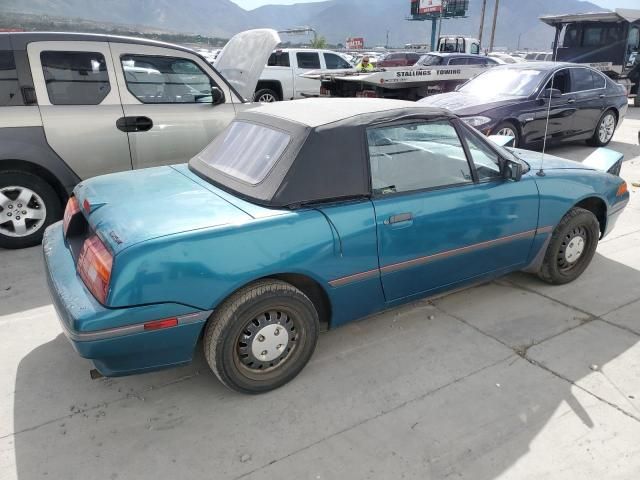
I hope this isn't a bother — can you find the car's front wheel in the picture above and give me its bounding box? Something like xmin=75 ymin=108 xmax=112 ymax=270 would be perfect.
xmin=254 ymin=88 xmax=279 ymax=103
xmin=494 ymin=121 xmax=520 ymax=148
xmin=538 ymin=207 xmax=600 ymax=285
xmin=0 ymin=171 xmax=62 ymax=249
xmin=203 ymin=279 xmax=319 ymax=394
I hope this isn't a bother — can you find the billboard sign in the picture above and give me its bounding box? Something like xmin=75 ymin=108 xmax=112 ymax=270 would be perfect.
xmin=418 ymin=0 xmax=443 ymax=14
xmin=346 ymin=37 xmax=365 ymax=50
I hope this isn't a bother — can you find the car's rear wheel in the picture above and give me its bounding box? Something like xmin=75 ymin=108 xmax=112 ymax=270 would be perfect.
xmin=538 ymin=207 xmax=600 ymax=285
xmin=587 ymin=110 xmax=617 ymax=147
xmin=254 ymin=88 xmax=279 ymax=103
xmin=203 ymin=279 xmax=319 ymax=394
xmin=0 ymin=171 xmax=62 ymax=249
xmin=494 ymin=121 xmax=520 ymax=147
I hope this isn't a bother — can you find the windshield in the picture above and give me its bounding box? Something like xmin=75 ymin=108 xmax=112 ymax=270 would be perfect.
xmin=459 ymin=68 xmax=546 ymax=97
xmin=192 ymin=121 xmax=290 ymax=185
xmin=418 ymin=54 xmax=443 ymax=66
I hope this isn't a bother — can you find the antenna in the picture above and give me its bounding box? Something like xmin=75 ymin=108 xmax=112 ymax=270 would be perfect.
xmin=538 ymin=48 xmax=560 ymax=177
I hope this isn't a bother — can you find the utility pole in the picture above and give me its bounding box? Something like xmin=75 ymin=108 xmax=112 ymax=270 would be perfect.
xmin=489 ymin=0 xmax=500 ymax=53
xmin=386 ymin=30 xmax=389 ymax=49
xmin=478 ymin=0 xmax=487 ymax=46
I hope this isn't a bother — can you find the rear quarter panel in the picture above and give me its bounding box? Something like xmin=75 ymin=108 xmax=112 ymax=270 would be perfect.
xmin=108 ymin=200 xmax=385 ymax=328
xmin=535 ymin=168 xmax=625 ymax=231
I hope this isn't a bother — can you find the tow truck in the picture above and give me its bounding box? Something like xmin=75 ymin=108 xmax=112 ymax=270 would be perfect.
xmin=311 ymin=51 xmax=497 ymax=101
xmin=541 ymin=8 xmax=640 ymax=106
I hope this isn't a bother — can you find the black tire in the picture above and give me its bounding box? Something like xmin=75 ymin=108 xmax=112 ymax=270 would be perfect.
xmin=493 ymin=121 xmax=521 ymax=148
xmin=633 ymin=94 xmax=640 ymax=108
xmin=253 ymin=88 xmax=279 ymax=103
xmin=587 ymin=109 xmax=617 ymax=147
xmin=538 ymin=207 xmax=600 ymax=285
xmin=203 ymin=279 xmax=319 ymax=394
xmin=0 ymin=171 xmax=62 ymax=249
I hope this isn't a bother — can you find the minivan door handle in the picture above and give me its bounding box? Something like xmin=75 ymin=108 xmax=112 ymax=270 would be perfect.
xmin=385 ymin=213 xmax=413 ymax=225
xmin=116 ymin=116 xmax=153 ymax=133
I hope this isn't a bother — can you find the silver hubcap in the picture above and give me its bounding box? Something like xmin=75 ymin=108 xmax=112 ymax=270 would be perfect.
xmin=0 ymin=186 xmax=47 ymax=238
xmin=258 ymin=93 xmax=277 ymax=103
xmin=251 ymin=324 xmax=290 ymax=362
xmin=497 ymin=127 xmax=517 ymax=145
xmin=237 ymin=310 xmax=297 ymax=371
xmin=564 ymin=236 xmax=585 ymax=263
xmin=598 ymin=114 xmax=615 ymax=143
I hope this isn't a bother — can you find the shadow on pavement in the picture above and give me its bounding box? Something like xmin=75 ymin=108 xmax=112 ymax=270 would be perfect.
xmin=12 ymin=253 xmax=640 ymax=479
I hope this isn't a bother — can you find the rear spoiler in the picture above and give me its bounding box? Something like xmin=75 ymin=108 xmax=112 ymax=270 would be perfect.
xmin=582 ymin=148 xmax=624 ymax=176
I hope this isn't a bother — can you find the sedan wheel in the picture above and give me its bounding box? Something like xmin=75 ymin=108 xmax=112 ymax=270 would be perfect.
xmin=598 ymin=112 xmax=616 ymax=144
xmin=538 ymin=207 xmax=600 ymax=285
xmin=588 ymin=110 xmax=617 ymax=147
xmin=204 ymin=279 xmax=319 ymax=394
xmin=493 ymin=121 xmax=520 ymax=147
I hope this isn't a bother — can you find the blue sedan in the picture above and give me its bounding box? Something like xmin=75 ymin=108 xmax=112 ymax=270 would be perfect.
xmin=420 ymin=62 xmax=628 ymax=149
xmin=44 ymin=98 xmax=629 ymax=393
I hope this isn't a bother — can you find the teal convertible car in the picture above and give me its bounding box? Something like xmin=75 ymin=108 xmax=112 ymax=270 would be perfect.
xmin=44 ymin=98 xmax=629 ymax=394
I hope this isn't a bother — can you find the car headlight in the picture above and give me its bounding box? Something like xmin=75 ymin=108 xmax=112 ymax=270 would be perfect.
xmin=461 ymin=116 xmax=492 ymax=127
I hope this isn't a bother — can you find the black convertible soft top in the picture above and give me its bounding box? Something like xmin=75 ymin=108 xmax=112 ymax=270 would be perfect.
xmin=189 ymin=98 xmax=454 ymax=208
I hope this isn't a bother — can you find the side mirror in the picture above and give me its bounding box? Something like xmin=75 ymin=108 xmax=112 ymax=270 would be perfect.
xmin=543 ymin=88 xmax=562 ymax=99
xmin=503 ymin=159 xmax=523 ymax=182
xmin=211 ymin=87 xmax=225 ymax=106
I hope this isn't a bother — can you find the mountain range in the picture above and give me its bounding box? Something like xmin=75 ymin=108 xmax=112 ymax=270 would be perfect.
xmin=0 ymin=0 xmax=606 ymax=49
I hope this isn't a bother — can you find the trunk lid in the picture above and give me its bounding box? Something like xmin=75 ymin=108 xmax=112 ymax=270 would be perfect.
xmin=214 ymin=29 xmax=281 ymax=102
xmin=73 ymin=166 xmax=253 ymax=254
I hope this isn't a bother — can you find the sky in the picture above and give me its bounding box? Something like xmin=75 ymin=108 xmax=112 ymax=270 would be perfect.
xmin=231 ymin=0 xmax=639 ymax=11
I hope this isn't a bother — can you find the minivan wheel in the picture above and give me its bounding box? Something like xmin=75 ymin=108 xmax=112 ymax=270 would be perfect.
xmin=203 ymin=279 xmax=319 ymax=394
xmin=0 ymin=171 xmax=62 ymax=249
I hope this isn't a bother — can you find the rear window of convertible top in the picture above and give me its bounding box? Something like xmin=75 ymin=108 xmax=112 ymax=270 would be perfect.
xmin=195 ymin=121 xmax=291 ymax=185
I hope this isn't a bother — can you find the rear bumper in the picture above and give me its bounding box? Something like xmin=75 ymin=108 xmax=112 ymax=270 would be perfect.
xmin=43 ymin=222 xmax=211 ymax=376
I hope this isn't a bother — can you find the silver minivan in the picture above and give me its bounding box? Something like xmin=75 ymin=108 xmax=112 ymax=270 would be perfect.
xmin=0 ymin=29 xmax=279 ymax=248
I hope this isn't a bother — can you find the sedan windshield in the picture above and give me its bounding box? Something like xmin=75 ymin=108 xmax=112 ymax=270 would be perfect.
xmin=192 ymin=121 xmax=290 ymax=185
xmin=459 ymin=68 xmax=546 ymax=97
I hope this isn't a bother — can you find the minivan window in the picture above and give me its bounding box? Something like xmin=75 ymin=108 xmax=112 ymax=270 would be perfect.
xmin=0 ymin=50 xmax=20 ymax=106
xmin=41 ymin=51 xmax=110 ymax=105
xmin=121 ymin=55 xmax=215 ymax=104
xmin=194 ymin=121 xmax=290 ymax=185
xmin=296 ymin=52 xmax=320 ymax=69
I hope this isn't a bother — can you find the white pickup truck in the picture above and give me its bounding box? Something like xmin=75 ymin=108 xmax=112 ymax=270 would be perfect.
xmin=254 ymin=48 xmax=354 ymax=102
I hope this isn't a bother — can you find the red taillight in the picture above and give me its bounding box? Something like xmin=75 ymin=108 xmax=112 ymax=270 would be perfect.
xmin=77 ymin=234 xmax=113 ymax=304
xmin=144 ymin=318 xmax=178 ymax=331
xmin=63 ymin=197 xmax=80 ymax=236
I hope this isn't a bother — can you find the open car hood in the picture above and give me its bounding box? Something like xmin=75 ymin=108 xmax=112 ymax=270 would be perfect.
xmin=214 ymin=29 xmax=281 ymax=102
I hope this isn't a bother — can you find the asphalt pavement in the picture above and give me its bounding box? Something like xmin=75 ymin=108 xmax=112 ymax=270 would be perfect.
xmin=1 ymin=104 xmax=639 ymax=480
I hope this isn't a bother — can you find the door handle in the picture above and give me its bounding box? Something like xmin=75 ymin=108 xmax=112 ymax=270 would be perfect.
xmin=567 ymin=98 xmax=576 ymax=104
xmin=116 ymin=116 xmax=153 ymax=133
xmin=385 ymin=213 xmax=413 ymax=225
xmin=599 ymin=93 xmax=605 ymax=98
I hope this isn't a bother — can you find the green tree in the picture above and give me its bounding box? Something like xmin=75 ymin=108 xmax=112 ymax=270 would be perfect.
xmin=310 ymin=35 xmax=327 ymax=49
